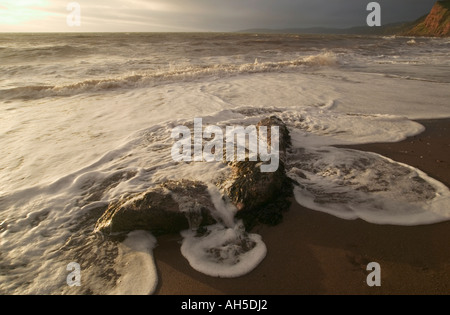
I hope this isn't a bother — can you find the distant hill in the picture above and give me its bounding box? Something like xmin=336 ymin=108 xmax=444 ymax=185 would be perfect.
xmin=237 ymin=1 xmax=449 ymax=37
xmin=403 ymin=0 xmax=450 ymax=37
xmin=237 ymin=22 xmax=416 ymax=36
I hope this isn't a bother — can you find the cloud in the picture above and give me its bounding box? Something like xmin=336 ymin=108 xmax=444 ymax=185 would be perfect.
xmin=0 ymin=0 xmax=52 ymax=25
xmin=0 ymin=0 xmax=437 ymax=32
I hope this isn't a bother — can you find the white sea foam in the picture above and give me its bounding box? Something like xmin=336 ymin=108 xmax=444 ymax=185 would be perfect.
xmin=110 ymin=231 xmax=158 ymax=295
xmin=287 ymin=147 xmax=450 ymax=225
xmin=181 ymin=222 xmax=267 ymax=278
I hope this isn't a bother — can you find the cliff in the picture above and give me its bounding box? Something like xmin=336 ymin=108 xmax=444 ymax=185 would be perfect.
xmin=405 ymin=1 xmax=450 ymax=37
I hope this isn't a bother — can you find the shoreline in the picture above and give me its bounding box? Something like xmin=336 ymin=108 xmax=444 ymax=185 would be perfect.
xmin=153 ymin=118 xmax=450 ymax=295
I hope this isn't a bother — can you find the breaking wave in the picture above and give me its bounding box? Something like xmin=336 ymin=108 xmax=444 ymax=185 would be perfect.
xmin=0 ymin=52 xmax=340 ymax=101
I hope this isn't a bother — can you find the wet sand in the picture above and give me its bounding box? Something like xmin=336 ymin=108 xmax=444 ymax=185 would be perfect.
xmin=153 ymin=118 xmax=450 ymax=295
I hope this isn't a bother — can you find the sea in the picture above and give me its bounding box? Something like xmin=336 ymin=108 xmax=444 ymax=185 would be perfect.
xmin=1 ymin=33 xmax=449 ymax=294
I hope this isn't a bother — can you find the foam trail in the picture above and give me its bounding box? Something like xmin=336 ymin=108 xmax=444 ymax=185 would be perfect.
xmin=109 ymin=231 xmax=158 ymax=295
xmin=180 ymin=222 xmax=267 ymax=278
xmin=287 ymin=147 xmax=450 ymax=225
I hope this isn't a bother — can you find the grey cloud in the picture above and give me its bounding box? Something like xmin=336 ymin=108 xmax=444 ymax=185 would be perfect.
xmin=1 ymin=0 xmax=438 ymax=32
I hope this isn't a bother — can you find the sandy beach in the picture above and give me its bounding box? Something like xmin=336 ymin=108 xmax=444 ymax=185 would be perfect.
xmin=153 ymin=118 xmax=450 ymax=295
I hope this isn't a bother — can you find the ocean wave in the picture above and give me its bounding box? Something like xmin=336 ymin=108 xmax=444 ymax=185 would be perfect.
xmin=0 ymin=52 xmax=340 ymax=101
xmin=0 ymin=44 xmax=92 ymax=60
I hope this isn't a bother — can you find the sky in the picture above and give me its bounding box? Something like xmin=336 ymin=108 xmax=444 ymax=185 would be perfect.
xmin=0 ymin=0 xmax=438 ymax=32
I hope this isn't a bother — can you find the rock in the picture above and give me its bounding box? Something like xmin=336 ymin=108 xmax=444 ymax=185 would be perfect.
xmin=95 ymin=180 xmax=217 ymax=236
xmin=95 ymin=116 xmax=295 ymax=236
xmin=218 ymin=116 xmax=294 ymax=228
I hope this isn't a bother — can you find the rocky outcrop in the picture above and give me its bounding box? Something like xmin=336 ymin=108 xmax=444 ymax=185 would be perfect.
xmin=95 ymin=116 xmax=294 ymax=236
xmin=95 ymin=180 xmax=217 ymax=235
xmin=218 ymin=116 xmax=294 ymax=228
xmin=405 ymin=1 xmax=450 ymax=37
